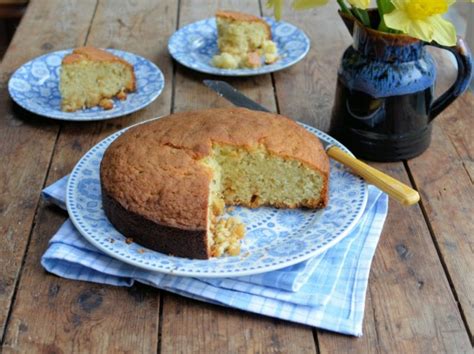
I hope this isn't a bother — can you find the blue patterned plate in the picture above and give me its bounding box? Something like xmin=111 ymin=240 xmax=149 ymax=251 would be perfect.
xmin=8 ymin=49 xmax=164 ymax=121
xmin=66 ymin=119 xmax=368 ymax=277
xmin=168 ymin=17 xmax=310 ymax=76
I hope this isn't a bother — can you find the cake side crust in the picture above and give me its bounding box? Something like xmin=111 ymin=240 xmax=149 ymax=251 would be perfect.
xmin=100 ymin=108 xmax=330 ymax=258
xmin=100 ymin=108 xmax=330 ymax=231
xmin=63 ymin=46 xmax=135 ymax=75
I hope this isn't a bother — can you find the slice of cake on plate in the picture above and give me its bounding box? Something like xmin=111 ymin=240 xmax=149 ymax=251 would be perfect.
xmin=100 ymin=108 xmax=329 ymax=259
xmin=212 ymin=11 xmax=279 ymax=69
xmin=60 ymin=47 xmax=136 ymax=112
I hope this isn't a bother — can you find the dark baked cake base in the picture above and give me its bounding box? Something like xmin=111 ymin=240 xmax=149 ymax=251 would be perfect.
xmin=102 ymin=191 xmax=210 ymax=259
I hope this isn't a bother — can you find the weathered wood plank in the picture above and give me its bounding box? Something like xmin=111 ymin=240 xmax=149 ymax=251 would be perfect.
xmin=160 ymin=1 xmax=317 ymax=353
xmin=264 ymin=1 xmax=472 ymax=352
xmin=365 ymin=163 xmax=471 ymax=353
xmin=162 ymin=296 xmax=317 ymax=354
xmin=2 ymin=0 xmax=177 ymax=351
xmin=407 ymin=92 xmax=474 ymax=342
xmin=410 ymin=44 xmax=474 ymax=341
xmin=262 ymin=1 xmax=348 ymax=131
xmin=0 ymin=0 xmax=98 ymax=342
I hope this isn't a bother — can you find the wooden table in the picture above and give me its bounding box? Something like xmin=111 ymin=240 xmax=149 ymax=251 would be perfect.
xmin=0 ymin=1 xmax=472 ymax=352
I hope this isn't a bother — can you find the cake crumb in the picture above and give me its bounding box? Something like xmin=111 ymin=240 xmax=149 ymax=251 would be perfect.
xmin=116 ymin=89 xmax=127 ymax=100
xmin=137 ymin=248 xmax=145 ymax=254
xmin=99 ymin=98 xmax=114 ymax=110
xmin=109 ymin=238 xmax=115 ymax=244
xmin=240 ymin=252 xmax=251 ymax=259
xmin=125 ymin=237 xmax=134 ymax=244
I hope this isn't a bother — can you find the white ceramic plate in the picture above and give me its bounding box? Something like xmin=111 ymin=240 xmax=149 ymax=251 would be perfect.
xmin=66 ymin=118 xmax=368 ymax=277
xmin=8 ymin=49 xmax=164 ymax=121
xmin=168 ymin=17 xmax=310 ymax=76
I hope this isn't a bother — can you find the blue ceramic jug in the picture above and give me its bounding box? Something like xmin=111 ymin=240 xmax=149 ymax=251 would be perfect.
xmin=329 ymin=11 xmax=473 ymax=161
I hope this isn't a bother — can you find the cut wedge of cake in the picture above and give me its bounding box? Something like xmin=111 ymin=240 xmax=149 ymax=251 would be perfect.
xmin=100 ymin=108 xmax=329 ymax=259
xmin=212 ymin=11 xmax=279 ymax=69
xmin=60 ymin=47 xmax=136 ymax=112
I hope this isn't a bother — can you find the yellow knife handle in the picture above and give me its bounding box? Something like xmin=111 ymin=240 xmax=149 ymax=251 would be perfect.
xmin=327 ymin=146 xmax=420 ymax=206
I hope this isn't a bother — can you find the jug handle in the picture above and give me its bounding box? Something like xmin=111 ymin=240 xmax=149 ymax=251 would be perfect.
xmin=427 ymin=37 xmax=473 ymax=121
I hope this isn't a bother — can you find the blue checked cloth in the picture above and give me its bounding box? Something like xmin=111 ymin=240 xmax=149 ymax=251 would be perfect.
xmin=41 ymin=176 xmax=388 ymax=336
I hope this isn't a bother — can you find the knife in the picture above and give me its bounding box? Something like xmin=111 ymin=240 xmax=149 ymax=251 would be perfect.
xmin=203 ymin=79 xmax=420 ymax=206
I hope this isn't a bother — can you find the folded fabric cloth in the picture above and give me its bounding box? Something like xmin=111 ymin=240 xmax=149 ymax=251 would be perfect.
xmin=41 ymin=176 xmax=388 ymax=336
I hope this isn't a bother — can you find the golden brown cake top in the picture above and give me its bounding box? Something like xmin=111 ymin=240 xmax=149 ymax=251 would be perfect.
xmin=216 ymin=10 xmax=264 ymax=22
xmin=100 ymin=108 xmax=329 ymax=230
xmin=216 ymin=10 xmax=271 ymax=33
xmin=62 ymin=47 xmax=133 ymax=70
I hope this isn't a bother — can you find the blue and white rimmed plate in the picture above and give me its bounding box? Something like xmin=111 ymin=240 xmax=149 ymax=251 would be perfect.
xmin=66 ymin=119 xmax=368 ymax=277
xmin=168 ymin=17 xmax=310 ymax=76
xmin=8 ymin=49 xmax=164 ymax=121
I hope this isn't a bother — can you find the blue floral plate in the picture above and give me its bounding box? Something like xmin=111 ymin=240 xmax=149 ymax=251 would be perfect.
xmin=168 ymin=17 xmax=310 ymax=76
xmin=66 ymin=119 xmax=368 ymax=277
xmin=8 ymin=49 xmax=164 ymax=121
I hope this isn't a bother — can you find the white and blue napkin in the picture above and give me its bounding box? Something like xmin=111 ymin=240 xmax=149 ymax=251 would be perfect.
xmin=41 ymin=176 xmax=388 ymax=336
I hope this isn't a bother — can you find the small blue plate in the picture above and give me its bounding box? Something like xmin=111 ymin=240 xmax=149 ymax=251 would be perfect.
xmin=168 ymin=17 xmax=310 ymax=76
xmin=8 ymin=49 xmax=164 ymax=121
xmin=66 ymin=118 xmax=368 ymax=278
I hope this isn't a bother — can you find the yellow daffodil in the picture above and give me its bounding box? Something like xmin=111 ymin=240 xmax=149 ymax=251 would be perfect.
xmin=384 ymin=0 xmax=457 ymax=46
xmin=347 ymin=0 xmax=371 ymax=9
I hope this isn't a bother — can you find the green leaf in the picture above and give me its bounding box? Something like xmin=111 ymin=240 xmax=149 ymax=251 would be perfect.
xmin=376 ymin=0 xmax=394 ymax=15
xmin=376 ymin=0 xmax=396 ymax=32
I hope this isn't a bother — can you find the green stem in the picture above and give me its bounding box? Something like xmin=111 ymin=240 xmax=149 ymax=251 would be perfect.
xmin=351 ymin=7 xmax=371 ymax=27
xmin=336 ymin=0 xmax=350 ymax=14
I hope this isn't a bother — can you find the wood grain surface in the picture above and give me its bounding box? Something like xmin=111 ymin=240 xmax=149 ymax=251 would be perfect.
xmin=262 ymin=2 xmax=473 ymax=352
xmin=0 ymin=0 xmax=472 ymax=353
xmin=408 ymin=93 xmax=474 ymax=342
xmin=0 ymin=0 xmax=97 ymax=342
xmin=2 ymin=0 xmax=175 ymax=352
xmin=160 ymin=1 xmax=316 ymax=353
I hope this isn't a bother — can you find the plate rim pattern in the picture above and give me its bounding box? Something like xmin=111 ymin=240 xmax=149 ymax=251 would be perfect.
xmin=168 ymin=17 xmax=311 ymax=77
xmin=8 ymin=48 xmax=165 ymax=121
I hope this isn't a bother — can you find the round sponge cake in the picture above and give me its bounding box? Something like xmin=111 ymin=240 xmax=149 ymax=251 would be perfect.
xmin=100 ymin=108 xmax=329 ymax=259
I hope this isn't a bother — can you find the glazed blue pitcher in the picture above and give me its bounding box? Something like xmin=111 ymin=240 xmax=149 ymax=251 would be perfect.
xmin=329 ymin=11 xmax=473 ymax=161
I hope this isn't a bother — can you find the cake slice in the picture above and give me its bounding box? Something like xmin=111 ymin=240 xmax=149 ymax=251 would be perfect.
xmin=60 ymin=47 xmax=136 ymax=112
xmin=212 ymin=11 xmax=279 ymax=69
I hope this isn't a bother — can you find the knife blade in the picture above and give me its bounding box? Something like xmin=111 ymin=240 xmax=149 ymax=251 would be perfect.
xmin=203 ymin=80 xmax=272 ymax=113
xmin=203 ymin=79 xmax=420 ymax=206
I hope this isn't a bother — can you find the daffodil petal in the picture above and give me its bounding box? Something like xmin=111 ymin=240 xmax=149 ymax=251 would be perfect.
xmin=410 ymin=20 xmax=435 ymax=42
xmin=429 ymin=15 xmax=457 ymax=46
xmin=390 ymin=0 xmax=406 ymax=11
xmin=384 ymin=9 xmax=412 ymax=33
xmin=292 ymin=0 xmax=329 ymax=10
